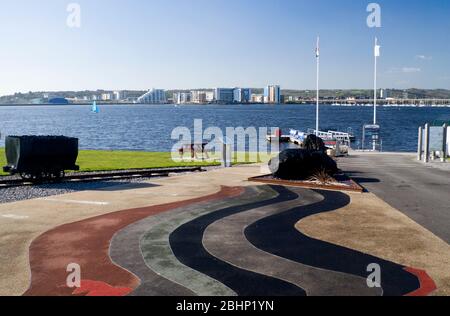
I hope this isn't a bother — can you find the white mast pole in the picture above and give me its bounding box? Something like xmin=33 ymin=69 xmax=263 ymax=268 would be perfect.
xmin=374 ymin=37 xmax=378 ymax=125
xmin=316 ymin=36 xmax=320 ymax=136
xmin=373 ymin=37 xmax=380 ymax=151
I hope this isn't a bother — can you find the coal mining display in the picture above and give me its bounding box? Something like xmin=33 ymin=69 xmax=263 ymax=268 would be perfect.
xmin=300 ymin=134 xmax=327 ymax=152
xmin=3 ymin=136 xmax=79 ymax=180
xmin=269 ymin=135 xmax=338 ymax=180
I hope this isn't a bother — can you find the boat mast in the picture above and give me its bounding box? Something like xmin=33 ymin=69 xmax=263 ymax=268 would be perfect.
xmin=316 ymin=36 xmax=320 ymax=136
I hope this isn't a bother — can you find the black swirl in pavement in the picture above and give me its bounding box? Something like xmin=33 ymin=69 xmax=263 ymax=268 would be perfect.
xmin=245 ymin=189 xmax=420 ymax=296
xmin=169 ymin=186 xmax=307 ymax=296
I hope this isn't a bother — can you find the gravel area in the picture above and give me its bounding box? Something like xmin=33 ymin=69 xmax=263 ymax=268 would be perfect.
xmin=0 ymin=166 xmax=214 ymax=181
xmin=0 ymin=177 xmax=158 ymax=204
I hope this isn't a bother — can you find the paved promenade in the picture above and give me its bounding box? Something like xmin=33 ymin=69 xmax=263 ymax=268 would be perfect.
xmin=338 ymin=152 xmax=450 ymax=243
xmin=0 ymin=163 xmax=449 ymax=296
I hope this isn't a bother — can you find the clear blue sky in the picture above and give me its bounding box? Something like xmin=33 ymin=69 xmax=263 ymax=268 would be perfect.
xmin=0 ymin=0 xmax=449 ymax=95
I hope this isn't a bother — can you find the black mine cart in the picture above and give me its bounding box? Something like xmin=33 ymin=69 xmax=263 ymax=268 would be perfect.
xmin=3 ymin=136 xmax=80 ymax=181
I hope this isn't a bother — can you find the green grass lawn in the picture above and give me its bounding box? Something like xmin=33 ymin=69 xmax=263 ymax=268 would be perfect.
xmin=0 ymin=149 xmax=221 ymax=176
xmin=0 ymin=148 xmax=269 ymax=176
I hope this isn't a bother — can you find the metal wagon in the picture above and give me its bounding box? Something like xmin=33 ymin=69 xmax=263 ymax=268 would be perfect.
xmin=3 ymin=136 xmax=80 ymax=181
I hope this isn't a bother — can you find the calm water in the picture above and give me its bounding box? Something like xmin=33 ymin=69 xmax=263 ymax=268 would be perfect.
xmin=0 ymin=104 xmax=449 ymax=152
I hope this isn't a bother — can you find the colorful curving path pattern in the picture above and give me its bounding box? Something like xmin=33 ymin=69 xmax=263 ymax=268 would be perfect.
xmin=23 ymin=185 xmax=437 ymax=296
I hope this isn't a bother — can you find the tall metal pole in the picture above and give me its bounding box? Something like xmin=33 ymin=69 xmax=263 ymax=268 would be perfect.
xmin=316 ymin=36 xmax=320 ymax=136
xmin=373 ymin=37 xmax=379 ymax=151
xmin=374 ymin=39 xmax=378 ymax=125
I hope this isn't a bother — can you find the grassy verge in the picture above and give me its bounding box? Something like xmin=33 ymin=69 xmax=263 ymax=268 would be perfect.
xmin=0 ymin=149 xmax=270 ymax=176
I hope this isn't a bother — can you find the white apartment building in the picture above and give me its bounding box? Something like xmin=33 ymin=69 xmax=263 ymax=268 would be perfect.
xmin=137 ymin=89 xmax=167 ymax=104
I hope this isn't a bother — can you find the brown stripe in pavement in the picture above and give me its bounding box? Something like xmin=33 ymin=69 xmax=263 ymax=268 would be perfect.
xmin=24 ymin=186 xmax=244 ymax=296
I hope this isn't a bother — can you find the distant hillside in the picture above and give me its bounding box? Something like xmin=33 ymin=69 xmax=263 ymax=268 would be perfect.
xmin=281 ymin=89 xmax=450 ymax=100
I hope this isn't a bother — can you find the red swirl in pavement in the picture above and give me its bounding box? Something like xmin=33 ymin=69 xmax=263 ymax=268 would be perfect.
xmin=24 ymin=186 xmax=244 ymax=296
xmin=72 ymin=280 xmax=133 ymax=297
xmin=404 ymin=267 xmax=437 ymax=296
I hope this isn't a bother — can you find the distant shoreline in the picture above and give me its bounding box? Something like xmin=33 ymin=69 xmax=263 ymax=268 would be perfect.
xmin=0 ymin=102 xmax=138 ymax=107
xmin=1 ymin=103 xmax=450 ymax=108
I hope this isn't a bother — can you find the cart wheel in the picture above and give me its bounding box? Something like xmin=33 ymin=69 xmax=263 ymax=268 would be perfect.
xmin=33 ymin=172 xmax=45 ymax=183
xmin=52 ymin=170 xmax=65 ymax=181
xmin=20 ymin=173 xmax=33 ymax=181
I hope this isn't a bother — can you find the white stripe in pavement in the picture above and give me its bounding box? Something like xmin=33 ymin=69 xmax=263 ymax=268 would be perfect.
xmin=1 ymin=214 xmax=29 ymax=220
xmin=42 ymin=198 xmax=110 ymax=206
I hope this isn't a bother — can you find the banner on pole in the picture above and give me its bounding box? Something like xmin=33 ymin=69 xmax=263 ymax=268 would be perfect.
xmin=374 ymin=38 xmax=381 ymax=57
xmin=316 ymin=37 xmax=320 ymax=58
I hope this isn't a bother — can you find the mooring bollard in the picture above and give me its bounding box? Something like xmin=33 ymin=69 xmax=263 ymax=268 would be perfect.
xmin=424 ymin=123 xmax=430 ymax=163
xmin=442 ymin=124 xmax=448 ymax=163
xmin=418 ymin=126 xmax=423 ymax=161
xmin=335 ymin=141 xmax=341 ymax=157
xmin=221 ymin=139 xmax=232 ymax=168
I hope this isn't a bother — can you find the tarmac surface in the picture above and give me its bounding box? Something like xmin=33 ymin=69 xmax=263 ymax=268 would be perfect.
xmin=338 ymin=152 xmax=450 ymax=243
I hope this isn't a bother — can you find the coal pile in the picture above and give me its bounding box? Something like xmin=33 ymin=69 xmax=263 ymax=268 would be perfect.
xmin=269 ymin=148 xmax=338 ymax=181
xmin=301 ymin=134 xmax=327 ymax=152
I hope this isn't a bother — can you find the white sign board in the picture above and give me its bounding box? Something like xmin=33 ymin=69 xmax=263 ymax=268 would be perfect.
xmin=447 ymin=128 xmax=450 ymax=156
xmin=428 ymin=127 xmax=444 ymax=152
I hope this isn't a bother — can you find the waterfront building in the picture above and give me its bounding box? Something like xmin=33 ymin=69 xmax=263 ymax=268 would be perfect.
xmin=137 ymin=89 xmax=167 ymax=104
xmin=233 ymin=88 xmax=252 ymax=103
xmin=48 ymin=97 xmax=70 ymax=105
xmin=174 ymin=92 xmax=191 ymax=104
xmin=113 ymin=91 xmax=126 ymax=101
xmin=287 ymin=96 xmax=300 ymax=103
xmin=101 ymin=93 xmax=112 ymax=101
xmin=127 ymin=97 xmax=139 ymax=103
xmin=264 ymin=85 xmax=281 ymax=104
xmin=215 ymin=88 xmax=235 ymax=104
xmin=205 ymin=91 xmax=215 ymax=103
xmin=31 ymin=98 xmax=44 ymax=104
xmin=191 ymin=90 xmax=210 ymax=104
xmin=251 ymin=94 xmax=265 ymax=103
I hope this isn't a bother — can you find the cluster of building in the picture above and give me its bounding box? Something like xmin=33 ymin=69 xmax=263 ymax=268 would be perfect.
xmin=138 ymin=85 xmax=281 ymax=105
xmin=84 ymin=91 xmax=127 ymax=102
xmin=24 ymin=85 xmax=282 ymax=105
xmin=173 ymin=90 xmax=215 ymax=104
xmin=173 ymin=88 xmax=251 ymax=105
xmin=184 ymin=86 xmax=280 ymax=105
xmin=59 ymin=91 xmax=133 ymax=103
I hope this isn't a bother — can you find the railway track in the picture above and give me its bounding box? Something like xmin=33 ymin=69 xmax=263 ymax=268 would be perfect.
xmin=0 ymin=166 xmax=205 ymax=189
